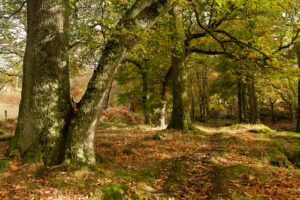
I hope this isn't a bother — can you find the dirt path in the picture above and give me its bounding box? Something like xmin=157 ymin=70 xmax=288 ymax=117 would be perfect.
xmin=0 ymin=122 xmax=299 ymax=199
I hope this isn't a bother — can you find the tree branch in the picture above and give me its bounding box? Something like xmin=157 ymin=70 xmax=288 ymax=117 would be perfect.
xmin=1 ymin=1 xmax=27 ymax=20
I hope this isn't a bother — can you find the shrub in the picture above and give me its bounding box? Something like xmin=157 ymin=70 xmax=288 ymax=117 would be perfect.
xmin=101 ymin=106 xmax=136 ymax=124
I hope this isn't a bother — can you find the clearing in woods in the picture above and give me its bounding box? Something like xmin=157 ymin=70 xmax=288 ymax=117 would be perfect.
xmin=0 ymin=120 xmax=299 ymax=199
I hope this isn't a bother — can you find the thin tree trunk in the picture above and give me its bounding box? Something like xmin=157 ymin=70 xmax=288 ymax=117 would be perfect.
xmin=65 ymin=0 xmax=171 ymax=163
xmin=191 ymin=83 xmax=195 ymax=121
xmin=247 ymin=75 xmax=259 ymax=124
xmin=159 ymin=67 xmax=172 ymax=128
xmin=9 ymin=0 xmax=72 ymax=166
xmin=289 ymin=103 xmax=295 ymax=123
xmin=237 ymin=75 xmax=247 ymax=123
xmin=203 ymin=65 xmax=208 ymax=121
xmin=142 ymin=72 xmax=150 ymax=124
xmin=196 ymin=71 xmax=204 ymax=120
xmin=102 ymin=82 xmax=112 ymax=111
xmin=269 ymin=98 xmax=277 ymax=124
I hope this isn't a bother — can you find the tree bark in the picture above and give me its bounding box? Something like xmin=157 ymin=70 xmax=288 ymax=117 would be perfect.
xmin=142 ymin=72 xmax=151 ymax=124
xmin=237 ymin=75 xmax=247 ymax=123
xmin=159 ymin=67 xmax=172 ymax=128
xmin=9 ymin=0 xmax=171 ymax=165
xmin=65 ymin=0 xmax=171 ymax=164
xmin=269 ymin=98 xmax=277 ymax=124
xmin=9 ymin=0 xmax=72 ymax=166
xmin=296 ymin=45 xmax=300 ymax=132
xmin=168 ymin=7 xmax=192 ymax=131
xmin=196 ymin=66 xmax=209 ymax=122
xmin=247 ymin=75 xmax=259 ymax=124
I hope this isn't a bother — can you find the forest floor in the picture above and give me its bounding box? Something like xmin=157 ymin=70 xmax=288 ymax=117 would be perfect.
xmin=0 ymin=120 xmax=299 ymax=200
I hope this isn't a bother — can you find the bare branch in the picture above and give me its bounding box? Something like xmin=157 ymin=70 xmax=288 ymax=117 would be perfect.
xmin=1 ymin=1 xmax=27 ymax=20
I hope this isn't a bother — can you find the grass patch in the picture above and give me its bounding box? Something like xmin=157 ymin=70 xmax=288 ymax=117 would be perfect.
xmin=99 ymin=142 xmax=113 ymax=148
xmin=276 ymin=131 xmax=300 ymax=139
xmin=0 ymin=130 xmax=4 ymax=135
xmin=0 ymin=136 xmax=13 ymax=142
xmin=0 ymin=160 xmax=10 ymax=174
xmin=113 ymin=166 xmax=161 ymax=183
xmin=122 ymin=148 xmax=135 ymax=155
xmin=91 ymin=183 xmax=142 ymax=200
xmin=220 ymin=124 xmax=274 ymax=134
xmin=130 ymin=142 xmax=147 ymax=149
xmin=144 ymin=133 xmax=166 ymax=141
xmin=96 ymin=154 xmax=114 ymax=164
xmin=210 ymin=165 xmax=257 ymax=199
xmin=163 ymin=161 xmax=188 ymax=191
xmin=48 ymin=177 xmax=71 ymax=188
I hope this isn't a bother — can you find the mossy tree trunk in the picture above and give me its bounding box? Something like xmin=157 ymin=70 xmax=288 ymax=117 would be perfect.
xmin=9 ymin=0 xmax=72 ymax=166
xmin=65 ymin=0 xmax=171 ymax=164
xmin=296 ymin=45 xmax=300 ymax=132
xmin=9 ymin=0 xmax=172 ymax=165
xmin=168 ymin=7 xmax=192 ymax=131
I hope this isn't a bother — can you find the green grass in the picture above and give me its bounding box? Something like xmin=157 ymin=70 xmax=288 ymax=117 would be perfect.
xmin=0 ymin=160 xmax=10 ymax=174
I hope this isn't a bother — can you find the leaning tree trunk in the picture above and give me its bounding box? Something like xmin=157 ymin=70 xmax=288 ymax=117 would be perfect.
xmin=65 ymin=0 xmax=171 ymax=164
xmin=9 ymin=0 xmax=72 ymax=166
xmin=168 ymin=7 xmax=192 ymax=131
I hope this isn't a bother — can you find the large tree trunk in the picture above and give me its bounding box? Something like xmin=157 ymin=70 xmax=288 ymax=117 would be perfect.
xmin=159 ymin=67 xmax=172 ymax=128
xmin=9 ymin=0 xmax=171 ymax=165
xmin=9 ymin=0 xmax=72 ymax=166
xmin=168 ymin=7 xmax=192 ymax=131
xmin=296 ymin=45 xmax=300 ymax=132
xmin=65 ymin=0 xmax=171 ymax=164
xmin=247 ymin=75 xmax=260 ymax=124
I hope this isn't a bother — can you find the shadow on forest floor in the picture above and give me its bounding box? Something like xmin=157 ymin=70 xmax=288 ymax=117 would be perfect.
xmin=0 ymin=120 xmax=299 ymax=199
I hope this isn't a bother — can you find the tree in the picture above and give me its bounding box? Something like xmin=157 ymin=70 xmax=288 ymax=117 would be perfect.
xmin=9 ymin=0 xmax=172 ymax=166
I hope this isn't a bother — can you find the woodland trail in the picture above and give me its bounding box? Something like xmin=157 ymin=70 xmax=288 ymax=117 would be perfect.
xmin=0 ymin=121 xmax=299 ymax=199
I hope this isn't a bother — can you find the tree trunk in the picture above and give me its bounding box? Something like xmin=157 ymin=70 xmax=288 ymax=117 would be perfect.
xmin=65 ymin=0 xmax=171 ymax=164
xmin=142 ymin=72 xmax=150 ymax=124
xmin=296 ymin=45 xmax=300 ymax=132
xmin=168 ymin=7 xmax=192 ymax=131
xmin=202 ymin=65 xmax=209 ymax=121
xmin=247 ymin=75 xmax=259 ymax=124
xmin=9 ymin=0 xmax=171 ymax=165
xmin=159 ymin=67 xmax=172 ymax=128
xmin=190 ymin=82 xmax=195 ymax=121
xmin=269 ymin=98 xmax=277 ymax=124
xmin=196 ymin=71 xmax=204 ymax=120
xmin=196 ymin=66 xmax=208 ymax=122
xmin=102 ymin=82 xmax=112 ymax=111
xmin=9 ymin=0 xmax=72 ymax=166
xmin=237 ymin=75 xmax=247 ymax=123
xmin=289 ymin=103 xmax=295 ymax=123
